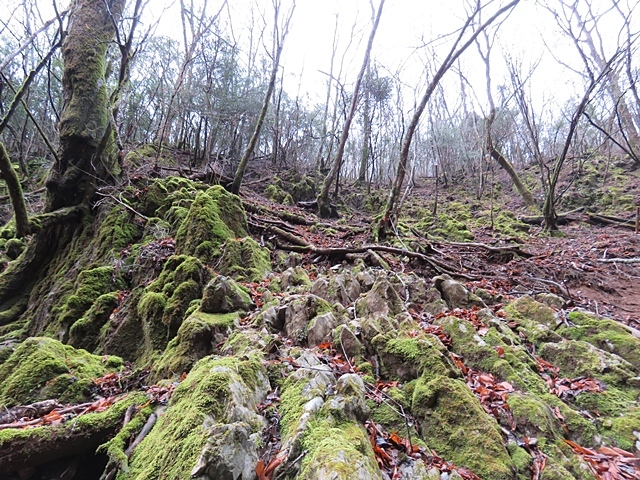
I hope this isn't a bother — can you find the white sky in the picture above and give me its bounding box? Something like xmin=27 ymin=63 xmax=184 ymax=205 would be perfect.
xmin=149 ymin=0 xmax=590 ymax=113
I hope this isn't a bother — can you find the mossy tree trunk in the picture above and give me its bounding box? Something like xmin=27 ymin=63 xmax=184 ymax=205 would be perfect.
xmin=0 ymin=0 xmax=125 ymax=315
xmin=46 ymin=0 xmax=125 ymax=210
xmin=0 ymin=143 xmax=30 ymax=237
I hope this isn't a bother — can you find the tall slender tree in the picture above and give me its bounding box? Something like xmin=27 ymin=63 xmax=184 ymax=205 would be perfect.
xmin=231 ymin=0 xmax=295 ymax=195
xmin=378 ymin=0 xmax=520 ymax=238
xmin=317 ymin=0 xmax=386 ymax=218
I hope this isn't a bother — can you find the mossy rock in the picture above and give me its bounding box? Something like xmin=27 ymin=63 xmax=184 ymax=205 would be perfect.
xmin=53 ymin=266 xmax=123 ymax=340
xmin=435 ymin=316 xmax=548 ymax=395
xmin=153 ymin=311 xmax=238 ymax=379
xmin=507 ymin=393 xmax=563 ymax=440
xmin=298 ymin=418 xmax=381 ymax=480
xmin=605 ymin=406 xmax=640 ymax=451
xmin=124 ymin=354 xmax=269 ymax=479
xmin=411 ymin=375 xmax=514 ymax=480
xmin=264 ymin=184 xmax=294 ymax=205
xmin=140 ymin=255 xmax=208 ymax=347
xmin=559 ymin=311 xmax=640 ymax=371
xmin=371 ymin=331 xmax=458 ymax=382
xmin=538 ymin=339 xmax=636 ymax=386
xmin=175 ymin=186 xmax=248 ymax=263
xmin=216 ymin=237 xmax=271 ymax=282
xmin=69 ymin=292 xmax=120 ymax=352
xmin=0 ymin=337 xmax=122 ymax=407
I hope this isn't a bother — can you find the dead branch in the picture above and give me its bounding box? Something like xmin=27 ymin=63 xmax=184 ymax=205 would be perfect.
xmin=597 ymin=257 xmax=640 ymax=264
xmin=274 ymin=241 xmax=476 ymax=280
xmin=436 ymin=240 xmax=533 ymax=258
xmin=586 ymin=213 xmax=637 ymax=230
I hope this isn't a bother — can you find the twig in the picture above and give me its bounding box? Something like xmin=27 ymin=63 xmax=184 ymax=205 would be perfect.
xmin=96 ymin=191 xmax=149 ymax=222
xmin=597 ymin=258 xmax=640 ymax=264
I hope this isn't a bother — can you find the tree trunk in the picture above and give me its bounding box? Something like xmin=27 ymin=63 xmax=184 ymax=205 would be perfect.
xmin=378 ymin=0 xmax=520 ymax=238
xmin=0 ymin=0 xmax=125 ymax=312
xmin=46 ymin=0 xmax=125 ymax=211
xmin=231 ymin=0 xmax=293 ymax=195
xmin=358 ymin=66 xmax=372 ymax=184
xmin=317 ymin=0 xmax=386 ymax=218
xmin=0 ymin=143 xmax=30 ymax=237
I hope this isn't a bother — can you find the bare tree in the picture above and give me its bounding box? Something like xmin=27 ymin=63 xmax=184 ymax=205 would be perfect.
xmin=541 ymin=54 xmax=620 ymax=230
xmin=377 ymin=0 xmax=520 ymax=238
xmin=317 ymin=0 xmax=386 ymax=218
xmin=231 ymin=0 xmax=295 ymax=194
xmin=476 ymin=29 xmax=535 ymax=206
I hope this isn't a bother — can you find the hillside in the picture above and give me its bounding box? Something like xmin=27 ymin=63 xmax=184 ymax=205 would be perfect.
xmin=0 ymin=148 xmax=639 ymax=480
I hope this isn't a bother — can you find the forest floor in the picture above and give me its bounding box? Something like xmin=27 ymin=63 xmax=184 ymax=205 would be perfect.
xmin=237 ymin=162 xmax=640 ymax=326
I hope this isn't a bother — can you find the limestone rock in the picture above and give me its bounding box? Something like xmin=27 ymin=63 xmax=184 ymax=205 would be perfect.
xmin=356 ymin=278 xmax=406 ymax=319
xmin=201 ymin=275 xmax=254 ymax=314
xmin=307 ymin=312 xmax=338 ymax=346
xmin=433 ymin=274 xmax=485 ymax=310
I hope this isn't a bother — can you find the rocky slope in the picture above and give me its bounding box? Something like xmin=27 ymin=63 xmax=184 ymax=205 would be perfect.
xmin=1 ymin=175 xmax=639 ymax=480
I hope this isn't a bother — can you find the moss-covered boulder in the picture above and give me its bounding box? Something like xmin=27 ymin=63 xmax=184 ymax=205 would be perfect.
xmin=124 ymin=354 xmax=269 ymax=479
xmin=53 ymin=266 xmax=123 ymax=340
xmin=175 ymin=185 xmax=248 ymax=262
xmin=153 ymin=311 xmax=238 ymax=379
xmin=558 ymin=311 xmax=640 ymax=370
xmin=68 ymin=292 xmax=120 ymax=352
xmin=201 ymin=275 xmax=254 ymax=314
xmin=215 ymin=237 xmax=271 ymax=282
xmin=0 ymin=337 xmax=122 ymax=407
xmin=411 ymin=374 xmax=514 ymax=480
xmin=278 ymin=352 xmax=381 ymax=480
xmin=371 ymin=331 xmax=458 ymax=382
xmin=538 ymin=339 xmax=636 ymax=386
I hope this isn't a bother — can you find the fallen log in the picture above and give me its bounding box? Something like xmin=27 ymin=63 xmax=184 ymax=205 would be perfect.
xmin=519 ymin=207 xmax=584 ymax=226
xmin=0 ymin=394 xmax=144 ymax=473
xmin=586 ymin=213 xmax=637 ymax=230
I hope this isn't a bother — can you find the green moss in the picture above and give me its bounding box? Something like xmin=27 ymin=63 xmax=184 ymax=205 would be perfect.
xmin=432 ymin=213 xmax=475 ymax=241
xmin=493 ymin=211 xmax=530 ymax=238
xmin=138 ymin=255 xmax=207 ymax=353
xmin=95 ymin=205 xmax=141 ymax=259
xmin=216 ymin=237 xmax=271 ymax=282
xmin=138 ymin=291 xmax=167 ymax=352
xmin=69 ymin=292 xmax=120 ymax=351
xmin=538 ymin=339 xmax=635 ymax=386
xmin=607 ymin=407 xmax=640 ymax=451
xmin=175 ymin=186 xmax=248 ymax=263
xmin=153 ymin=311 xmax=238 ymax=379
xmin=54 ymin=265 xmax=122 ymax=338
xmin=411 ymin=375 xmax=514 ymax=480
xmin=560 ymin=311 xmax=640 ymax=370
xmin=507 ymin=442 xmax=532 ymax=478
xmin=100 ymin=402 xmax=156 ymax=471
xmin=125 ymin=355 xmax=267 ymax=479
xmin=265 ymin=184 xmax=294 ymax=205
xmin=0 ymin=337 xmax=122 ymax=407
xmin=371 ymin=332 xmax=456 ymax=382
xmin=573 ymin=386 xmax=638 ymax=417
xmin=436 ymin=316 xmax=548 ymax=394
xmin=298 ymin=418 xmax=379 ymax=479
